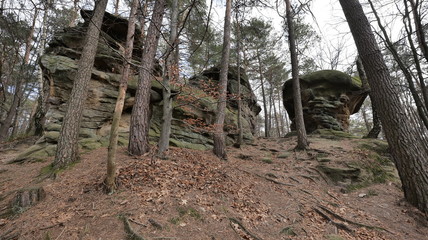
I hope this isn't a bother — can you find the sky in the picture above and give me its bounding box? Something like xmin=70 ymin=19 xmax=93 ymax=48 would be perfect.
xmin=208 ymin=0 xmax=359 ymax=72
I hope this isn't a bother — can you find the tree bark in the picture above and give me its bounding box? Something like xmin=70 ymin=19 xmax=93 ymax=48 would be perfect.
xmin=272 ymin=90 xmax=281 ymax=137
xmin=114 ymin=0 xmax=120 ymax=15
xmin=23 ymin=7 xmax=38 ymax=65
xmin=213 ymin=0 xmax=232 ymax=160
xmin=128 ymin=0 xmax=166 ymax=156
xmin=367 ymin=0 xmax=428 ymax=130
xmin=403 ymin=0 xmax=428 ymax=120
xmin=285 ymin=0 xmax=308 ymax=150
xmin=54 ymin=0 xmax=108 ymax=169
xmin=104 ymin=0 xmax=138 ymax=194
xmin=340 ymin=0 xmax=428 ymax=214
xmin=158 ymin=0 xmax=179 ymax=157
xmin=356 ymin=56 xmax=381 ymax=138
xmin=235 ymin=12 xmax=243 ymax=147
xmin=28 ymin=0 xmax=51 ymax=136
xmin=69 ymin=0 xmax=80 ymax=27
xmin=256 ymin=49 xmax=269 ymax=138
xmin=0 ymin=7 xmax=38 ymax=141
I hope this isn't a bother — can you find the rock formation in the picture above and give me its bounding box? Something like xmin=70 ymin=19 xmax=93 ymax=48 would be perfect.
xmin=13 ymin=11 xmax=260 ymax=162
xmin=282 ymin=70 xmax=368 ymax=133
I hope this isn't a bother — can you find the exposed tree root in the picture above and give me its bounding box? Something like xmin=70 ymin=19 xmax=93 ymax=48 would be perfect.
xmin=121 ymin=215 xmax=146 ymax=240
xmin=239 ymin=169 xmax=295 ymax=187
xmin=229 ymin=217 xmax=262 ymax=240
xmin=313 ymin=207 xmax=354 ymax=233
xmin=148 ymin=218 xmax=163 ymax=230
xmin=318 ymin=205 xmax=391 ymax=233
xmin=129 ymin=218 xmax=148 ymax=227
xmin=0 ymin=228 xmax=20 ymax=240
xmin=309 ymin=167 xmax=329 ymax=183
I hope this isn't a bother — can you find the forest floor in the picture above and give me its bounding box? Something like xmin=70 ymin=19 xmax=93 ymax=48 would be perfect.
xmin=1 ymin=134 xmax=428 ymax=240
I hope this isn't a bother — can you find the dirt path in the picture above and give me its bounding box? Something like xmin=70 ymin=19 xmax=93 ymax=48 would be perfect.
xmin=1 ymin=136 xmax=427 ymax=240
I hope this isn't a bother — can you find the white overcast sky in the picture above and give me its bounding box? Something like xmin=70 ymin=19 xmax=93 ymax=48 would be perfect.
xmin=208 ymin=0 xmax=359 ymax=72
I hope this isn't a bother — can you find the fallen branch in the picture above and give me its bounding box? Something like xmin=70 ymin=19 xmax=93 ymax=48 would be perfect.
xmin=313 ymin=207 xmax=353 ymax=233
xmin=229 ymin=218 xmax=262 ymax=240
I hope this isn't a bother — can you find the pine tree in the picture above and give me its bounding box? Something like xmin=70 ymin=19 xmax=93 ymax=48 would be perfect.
xmin=213 ymin=0 xmax=232 ymax=160
xmin=285 ymin=0 xmax=308 ymax=150
xmin=340 ymin=0 xmax=428 ymax=214
xmin=105 ymin=0 xmax=138 ymax=193
xmin=128 ymin=0 xmax=166 ymax=156
xmin=53 ymin=0 xmax=108 ymax=169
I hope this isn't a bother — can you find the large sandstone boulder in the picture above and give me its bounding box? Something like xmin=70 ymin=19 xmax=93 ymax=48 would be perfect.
xmin=282 ymin=70 xmax=368 ymax=132
xmin=13 ymin=11 xmax=260 ymax=162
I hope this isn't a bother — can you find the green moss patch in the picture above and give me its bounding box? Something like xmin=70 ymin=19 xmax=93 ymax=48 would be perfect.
xmin=261 ymin=158 xmax=273 ymax=164
xmin=312 ymin=129 xmax=357 ymax=139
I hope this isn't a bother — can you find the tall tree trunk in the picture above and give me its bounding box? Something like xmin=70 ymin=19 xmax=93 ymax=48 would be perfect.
xmin=23 ymin=8 xmax=38 ymax=65
xmin=69 ymin=0 xmax=80 ymax=27
xmin=285 ymin=0 xmax=308 ymax=150
xmin=213 ymin=0 xmax=232 ymax=160
xmin=403 ymin=1 xmax=428 ymax=117
xmin=268 ymin=86 xmax=273 ymax=136
xmin=235 ymin=12 xmax=243 ymax=147
xmin=272 ymin=91 xmax=281 ymax=137
xmin=158 ymin=0 xmax=179 ymax=157
xmin=367 ymin=0 xmax=428 ymax=130
xmin=105 ymin=0 xmax=138 ymax=194
xmin=0 ymin=0 xmax=4 ymax=15
xmin=409 ymin=0 xmax=428 ymax=64
xmin=114 ymin=0 xmax=120 ymax=15
xmin=0 ymin=7 xmax=38 ymax=141
xmin=277 ymin=89 xmax=285 ymax=135
xmin=28 ymin=0 xmax=51 ymax=136
xmin=340 ymin=0 xmax=428 ymax=214
xmin=54 ymin=0 xmax=108 ymax=169
xmin=356 ymin=56 xmax=381 ymax=138
xmin=0 ymin=76 xmax=23 ymax=141
xmin=128 ymin=0 xmax=166 ymax=156
xmin=256 ymin=49 xmax=269 ymax=138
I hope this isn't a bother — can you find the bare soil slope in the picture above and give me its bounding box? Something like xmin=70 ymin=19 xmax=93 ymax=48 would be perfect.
xmin=1 ymin=135 xmax=427 ymax=240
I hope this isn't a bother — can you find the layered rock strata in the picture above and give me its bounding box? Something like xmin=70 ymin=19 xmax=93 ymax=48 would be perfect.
xmin=14 ymin=11 xmax=260 ymax=162
xmin=282 ymin=70 xmax=368 ymax=132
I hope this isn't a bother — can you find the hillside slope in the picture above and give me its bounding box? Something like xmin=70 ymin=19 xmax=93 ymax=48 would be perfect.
xmin=1 ymin=134 xmax=427 ymax=240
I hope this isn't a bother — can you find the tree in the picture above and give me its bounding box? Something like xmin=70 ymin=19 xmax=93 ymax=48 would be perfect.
xmin=157 ymin=0 xmax=180 ymax=157
xmin=356 ymin=57 xmax=381 ymax=138
xmin=183 ymin=0 xmax=222 ymax=73
xmin=128 ymin=0 xmax=166 ymax=156
xmin=340 ymin=0 xmax=428 ymax=214
xmin=104 ymin=0 xmax=138 ymax=193
xmin=285 ymin=0 xmax=308 ymax=150
xmin=234 ymin=7 xmax=243 ymax=147
xmin=27 ymin=0 xmax=52 ymax=136
xmin=213 ymin=0 xmax=232 ymax=160
xmin=0 ymin=5 xmax=38 ymax=141
xmin=240 ymin=18 xmax=275 ymax=138
xmin=54 ymin=0 xmax=108 ymax=169
xmin=367 ymin=0 xmax=428 ymax=130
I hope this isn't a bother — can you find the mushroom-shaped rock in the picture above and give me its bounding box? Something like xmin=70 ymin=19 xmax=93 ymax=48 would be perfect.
xmin=282 ymin=70 xmax=368 ymax=132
